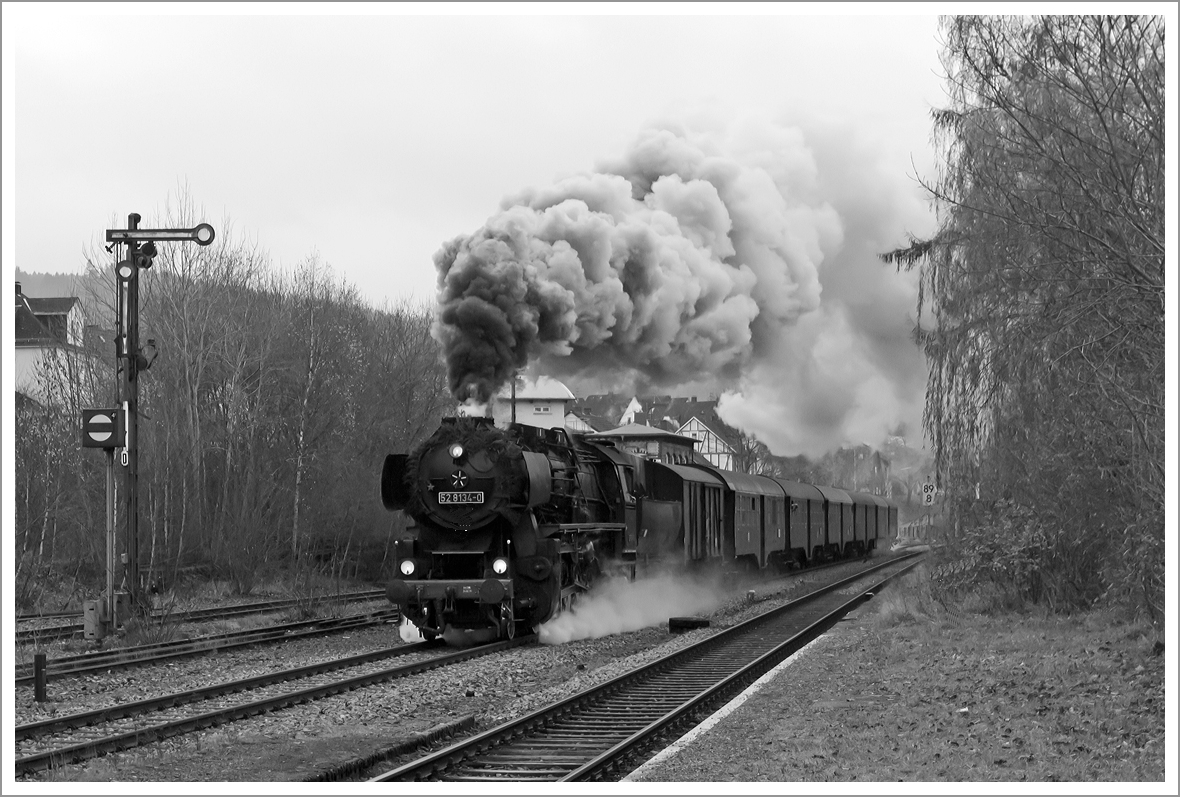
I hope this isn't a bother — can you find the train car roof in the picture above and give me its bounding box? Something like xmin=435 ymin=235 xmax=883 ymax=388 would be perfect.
xmin=846 ymin=489 xmax=887 ymax=506
xmin=701 ymin=468 xmax=785 ymax=497
xmin=769 ymin=478 xmax=826 ymax=502
xmin=659 ymin=462 xmax=726 ymax=486
xmin=813 ymin=485 xmax=854 ymax=504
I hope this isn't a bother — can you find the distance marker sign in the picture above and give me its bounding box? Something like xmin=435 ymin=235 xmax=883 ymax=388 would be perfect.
xmin=82 ymin=408 xmax=123 ymax=449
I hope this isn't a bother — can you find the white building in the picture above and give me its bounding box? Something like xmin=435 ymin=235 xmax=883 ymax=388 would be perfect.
xmin=14 ymin=282 xmax=91 ymax=402
xmin=491 ymin=376 xmax=576 ymax=430
xmin=675 ymin=416 xmax=735 ymax=470
xmin=563 ymin=412 xmax=596 ymax=433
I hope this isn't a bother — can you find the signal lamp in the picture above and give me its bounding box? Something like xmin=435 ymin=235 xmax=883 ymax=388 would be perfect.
xmin=193 ymin=223 xmax=216 ymax=246
xmin=135 ymin=339 xmax=159 ymax=373
xmin=492 ymin=558 xmax=509 ymax=575
xmin=399 ymin=560 xmax=416 ymax=576
xmin=134 ymin=241 xmax=158 ymax=269
xmin=116 ymin=260 xmax=135 ymax=281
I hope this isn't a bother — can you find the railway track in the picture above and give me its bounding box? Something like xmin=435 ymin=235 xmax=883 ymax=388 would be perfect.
xmin=15 ymin=610 xmax=80 ymax=621
xmin=15 ymin=589 xmax=387 ymax=645
xmin=368 ymin=552 xmax=922 ymax=782
xmin=15 ymin=608 xmax=400 ymax=685
xmin=14 ymin=635 xmax=532 ymax=776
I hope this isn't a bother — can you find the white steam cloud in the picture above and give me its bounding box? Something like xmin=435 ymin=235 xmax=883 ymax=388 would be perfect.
xmin=434 ymin=113 xmax=932 ymax=455
xmin=713 ymin=114 xmax=931 ymax=455
xmin=538 ymin=574 xmax=723 ymax=645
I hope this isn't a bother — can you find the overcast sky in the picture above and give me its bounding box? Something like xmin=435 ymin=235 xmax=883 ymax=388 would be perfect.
xmin=4 ymin=4 xmax=955 ymax=453
xmin=5 ymin=5 xmax=946 ymax=302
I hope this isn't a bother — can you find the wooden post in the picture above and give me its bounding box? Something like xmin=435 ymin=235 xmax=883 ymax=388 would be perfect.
xmin=34 ymin=652 xmax=47 ymax=703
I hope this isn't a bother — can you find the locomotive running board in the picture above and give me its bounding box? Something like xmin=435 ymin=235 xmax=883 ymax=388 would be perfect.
xmin=537 ymin=523 xmax=627 ymax=535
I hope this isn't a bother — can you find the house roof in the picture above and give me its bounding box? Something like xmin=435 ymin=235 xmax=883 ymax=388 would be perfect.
xmin=497 ymin=376 xmax=575 ymax=401
xmin=584 ymin=423 xmax=699 ymax=446
xmin=25 ymin=296 xmax=79 ymax=315
xmin=573 ymin=394 xmax=632 ymax=422
xmin=564 ymin=410 xmax=612 ymax=432
xmin=663 ymin=399 xmax=742 ymax=444
xmin=15 ymin=301 xmax=59 ymax=346
xmin=568 ymin=392 xmax=745 ymax=447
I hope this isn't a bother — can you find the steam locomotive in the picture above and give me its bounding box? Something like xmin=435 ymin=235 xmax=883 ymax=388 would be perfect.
xmin=380 ymin=416 xmax=898 ymax=643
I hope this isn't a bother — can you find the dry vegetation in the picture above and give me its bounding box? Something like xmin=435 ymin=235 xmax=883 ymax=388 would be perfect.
xmin=632 ymin=564 xmax=1166 ymax=783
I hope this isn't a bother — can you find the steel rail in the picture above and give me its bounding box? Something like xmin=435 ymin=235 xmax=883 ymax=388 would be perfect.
xmin=156 ymin=590 xmax=386 ymax=623
xmin=15 ymin=636 xmax=533 ymax=776
xmin=369 ymin=553 xmax=922 ymax=782
xmin=563 ymin=560 xmax=920 ymax=781
xmin=15 ymin=610 xmax=79 ymax=621
xmin=15 ymin=590 xmax=388 ymax=644
xmin=15 ymin=609 xmax=400 ymax=685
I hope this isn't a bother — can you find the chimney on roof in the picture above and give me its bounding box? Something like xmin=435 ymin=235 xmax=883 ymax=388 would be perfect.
xmin=690 ymin=396 xmax=697 ymax=402
xmin=15 ymin=281 xmax=21 ymax=296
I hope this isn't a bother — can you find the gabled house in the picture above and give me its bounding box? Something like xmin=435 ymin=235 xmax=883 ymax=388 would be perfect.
xmin=673 ymin=415 xmax=735 ymax=470
xmin=831 ymin=444 xmax=892 ymax=497
xmin=646 ymin=396 xmax=740 ymax=471
xmin=563 ymin=411 xmax=601 ymax=433
xmin=23 ymin=290 xmax=85 ymax=347
xmin=573 ymin=394 xmax=633 ymax=430
xmin=14 ymin=282 xmax=89 ymax=401
xmin=568 ymin=392 xmax=743 ymax=470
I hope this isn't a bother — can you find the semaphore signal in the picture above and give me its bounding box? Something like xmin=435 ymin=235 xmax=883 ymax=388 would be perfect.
xmin=78 ymin=213 xmax=216 ymax=642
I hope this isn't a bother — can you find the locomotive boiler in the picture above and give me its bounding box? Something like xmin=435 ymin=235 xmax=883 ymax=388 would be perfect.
xmin=380 ymin=417 xmax=640 ymax=642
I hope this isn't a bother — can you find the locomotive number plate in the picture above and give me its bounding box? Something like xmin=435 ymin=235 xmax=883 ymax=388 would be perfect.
xmin=438 ymin=491 xmax=484 ymax=504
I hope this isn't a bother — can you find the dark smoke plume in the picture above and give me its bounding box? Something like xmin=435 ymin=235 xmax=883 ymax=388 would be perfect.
xmin=433 ymin=116 xmax=930 ymax=454
xmin=433 ymin=121 xmax=807 ymax=404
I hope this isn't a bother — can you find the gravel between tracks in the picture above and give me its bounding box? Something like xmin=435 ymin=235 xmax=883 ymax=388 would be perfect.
xmin=19 ymin=555 xmax=1163 ymax=784
xmin=17 ymin=563 xmax=850 ymax=782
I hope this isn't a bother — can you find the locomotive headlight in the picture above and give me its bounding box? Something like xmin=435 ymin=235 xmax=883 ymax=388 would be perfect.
xmin=449 ymin=444 xmax=464 ymax=460
xmin=399 ymin=559 xmax=416 ymax=576
xmin=492 ymin=557 xmax=509 ymax=575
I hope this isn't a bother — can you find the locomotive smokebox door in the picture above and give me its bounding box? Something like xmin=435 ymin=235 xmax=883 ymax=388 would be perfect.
xmin=382 ymin=454 xmax=412 ymax=511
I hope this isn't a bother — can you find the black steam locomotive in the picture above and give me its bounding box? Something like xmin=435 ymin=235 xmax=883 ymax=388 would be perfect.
xmin=381 ymin=417 xmax=639 ymax=642
xmin=381 ymin=416 xmax=898 ymax=643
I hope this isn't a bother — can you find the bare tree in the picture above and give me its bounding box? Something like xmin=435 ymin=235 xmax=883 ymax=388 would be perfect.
xmin=18 ymin=186 xmax=456 ymax=600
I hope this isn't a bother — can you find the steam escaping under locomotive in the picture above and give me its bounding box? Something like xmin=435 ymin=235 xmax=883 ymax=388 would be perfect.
xmin=381 ymin=415 xmax=899 ymax=644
